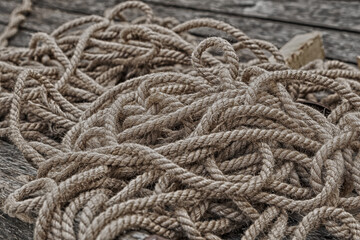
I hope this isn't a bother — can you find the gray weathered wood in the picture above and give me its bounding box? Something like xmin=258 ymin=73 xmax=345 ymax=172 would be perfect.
xmin=0 ymin=0 xmax=359 ymax=63
xmin=29 ymin=0 xmax=360 ymax=33
xmin=0 ymin=0 xmax=80 ymax=33
xmin=0 ymin=140 xmax=35 ymax=240
xmin=143 ymin=0 xmax=360 ymax=32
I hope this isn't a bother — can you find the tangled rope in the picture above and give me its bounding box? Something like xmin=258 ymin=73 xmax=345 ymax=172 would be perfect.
xmin=1 ymin=1 xmax=360 ymax=239
xmin=0 ymin=0 xmax=32 ymax=48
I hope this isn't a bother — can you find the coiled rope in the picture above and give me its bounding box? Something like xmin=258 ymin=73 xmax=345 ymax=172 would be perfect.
xmin=1 ymin=1 xmax=360 ymax=239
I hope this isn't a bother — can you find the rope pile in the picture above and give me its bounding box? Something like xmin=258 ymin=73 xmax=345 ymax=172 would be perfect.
xmin=1 ymin=1 xmax=360 ymax=239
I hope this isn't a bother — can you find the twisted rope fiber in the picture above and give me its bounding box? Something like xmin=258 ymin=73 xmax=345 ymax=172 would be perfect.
xmin=0 ymin=0 xmax=32 ymax=48
xmin=1 ymin=1 xmax=360 ymax=239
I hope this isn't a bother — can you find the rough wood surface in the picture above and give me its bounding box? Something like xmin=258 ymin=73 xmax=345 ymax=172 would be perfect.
xmin=0 ymin=0 xmax=359 ymax=63
xmin=279 ymin=31 xmax=325 ymax=69
xmin=0 ymin=140 xmax=35 ymax=240
xmin=143 ymin=0 xmax=360 ymax=32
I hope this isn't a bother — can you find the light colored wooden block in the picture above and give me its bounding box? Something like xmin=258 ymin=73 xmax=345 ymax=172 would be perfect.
xmin=279 ymin=31 xmax=325 ymax=69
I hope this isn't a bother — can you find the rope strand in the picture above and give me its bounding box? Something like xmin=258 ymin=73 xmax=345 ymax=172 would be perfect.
xmin=1 ymin=1 xmax=360 ymax=239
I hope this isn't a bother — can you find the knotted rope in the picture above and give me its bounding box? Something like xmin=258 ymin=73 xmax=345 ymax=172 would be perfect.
xmin=1 ymin=1 xmax=360 ymax=239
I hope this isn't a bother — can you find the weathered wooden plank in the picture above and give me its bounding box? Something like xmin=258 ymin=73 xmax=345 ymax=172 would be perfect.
xmin=25 ymin=0 xmax=360 ymax=33
xmin=0 ymin=0 xmax=81 ymax=33
xmin=143 ymin=0 xmax=360 ymax=33
xmin=0 ymin=24 xmax=33 ymax=47
xmin=0 ymin=213 xmax=33 ymax=240
xmin=0 ymin=140 xmax=35 ymax=240
xmin=1 ymin=0 xmax=358 ymax=63
xmin=278 ymin=31 xmax=325 ymax=69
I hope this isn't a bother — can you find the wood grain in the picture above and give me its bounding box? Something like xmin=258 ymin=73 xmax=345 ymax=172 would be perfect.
xmin=0 ymin=0 xmax=359 ymax=63
xmin=143 ymin=0 xmax=360 ymax=32
xmin=279 ymin=31 xmax=325 ymax=69
xmin=0 ymin=140 xmax=35 ymax=240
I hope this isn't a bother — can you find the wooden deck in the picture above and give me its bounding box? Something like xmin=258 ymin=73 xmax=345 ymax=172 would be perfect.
xmin=1 ymin=0 xmax=359 ymax=64
xmin=0 ymin=0 xmax=359 ymax=239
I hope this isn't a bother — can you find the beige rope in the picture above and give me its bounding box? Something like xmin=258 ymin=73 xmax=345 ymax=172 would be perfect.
xmin=1 ymin=1 xmax=360 ymax=239
xmin=0 ymin=0 xmax=32 ymax=48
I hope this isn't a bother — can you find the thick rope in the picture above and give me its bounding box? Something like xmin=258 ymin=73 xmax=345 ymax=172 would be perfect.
xmin=1 ymin=1 xmax=360 ymax=240
xmin=0 ymin=0 xmax=32 ymax=48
